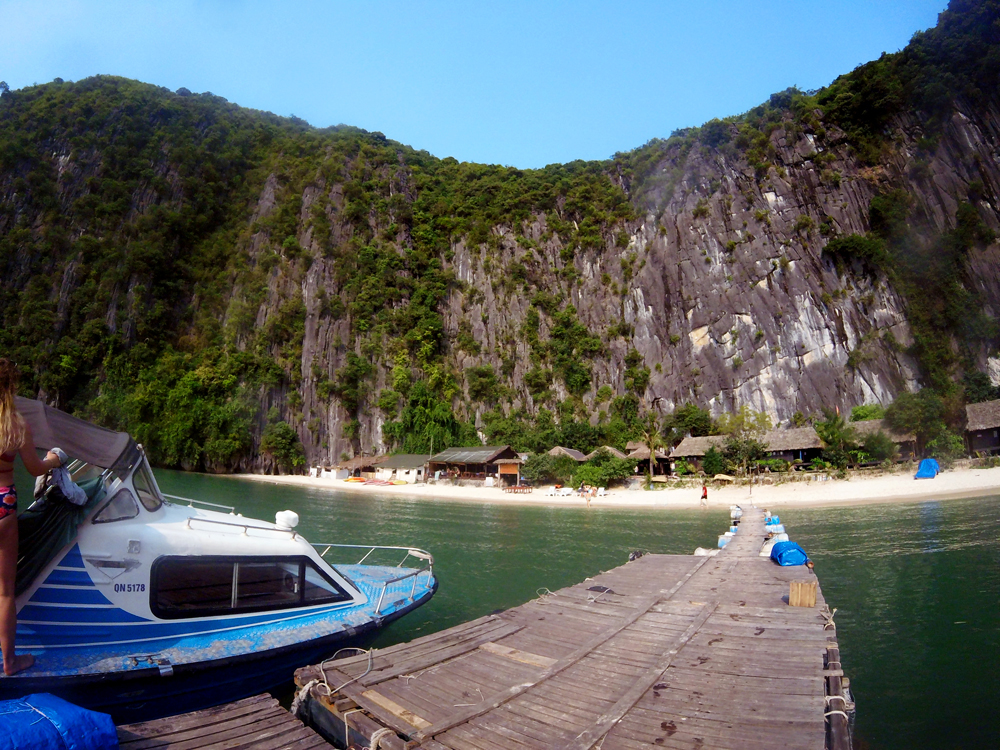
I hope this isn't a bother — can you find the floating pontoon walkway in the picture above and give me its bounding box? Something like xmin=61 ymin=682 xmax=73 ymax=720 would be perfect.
xmin=295 ymin=508 xmax=851 ymax=749
xmin=116 ymin=693 xmax=328 ymax=749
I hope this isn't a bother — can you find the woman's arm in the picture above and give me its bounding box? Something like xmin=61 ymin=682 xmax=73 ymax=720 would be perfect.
xmin=17 ymin=423 xmax=62 ymax=476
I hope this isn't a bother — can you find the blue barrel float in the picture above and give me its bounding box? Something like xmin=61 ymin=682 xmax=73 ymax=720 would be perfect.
xmin=770 ymin=541 xmax=810 ymax=567
xmin=0 ymin=693 xmax=118 ymax=750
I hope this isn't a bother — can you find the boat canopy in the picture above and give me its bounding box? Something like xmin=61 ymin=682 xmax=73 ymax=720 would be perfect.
xmin=15 ymin=396 xmax=134 ymax=469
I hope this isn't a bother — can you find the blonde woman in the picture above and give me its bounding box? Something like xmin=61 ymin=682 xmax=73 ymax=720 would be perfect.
xmin=0 ymin=359 xmax=62 ymax=675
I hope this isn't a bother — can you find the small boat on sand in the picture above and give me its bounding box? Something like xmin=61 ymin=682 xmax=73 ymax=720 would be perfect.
xmin=4 ymin=398 xmax=437 ymax=723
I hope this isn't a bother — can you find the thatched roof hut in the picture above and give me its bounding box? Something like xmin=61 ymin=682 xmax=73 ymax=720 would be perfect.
xmin=547 ymin=446 xmax=587 ymax=461
xmin=966 ymin=399 xmax=1000 ymax=431
xmin=584 ymin=446 xmax=629 ymax=461
xmin=965 ymin=399 xmax=1000 ymax=454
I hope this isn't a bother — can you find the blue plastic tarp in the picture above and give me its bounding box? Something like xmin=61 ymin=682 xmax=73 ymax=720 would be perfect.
xmin=770 ymin=541 xmax=809 ymax=567
xmin=0 ymin=693 xmax=118 ymax=750
xmin=915 ymin=458 xmax=940 ymax=479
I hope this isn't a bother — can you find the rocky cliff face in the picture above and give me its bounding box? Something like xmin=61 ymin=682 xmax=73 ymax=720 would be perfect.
xmin=3 ymin=39 xmax=1000 ymax=470
xmin=271 ymin=100 xmax=996 ymax=465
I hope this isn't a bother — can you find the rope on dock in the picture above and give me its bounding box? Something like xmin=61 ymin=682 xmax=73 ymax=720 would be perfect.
xmin=290 ymin=678 xmax=320 ymax=718
xmin=342 ymin=708 xmax=364 ymax=748
xmin=822 ymin=606 xmax=838 ymax=629
xmin=369 ymin=727 xmax=397 ymax=748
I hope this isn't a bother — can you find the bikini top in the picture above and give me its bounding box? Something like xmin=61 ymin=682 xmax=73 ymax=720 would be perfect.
xmin=0 ymin=449 xmax=16 ymax=463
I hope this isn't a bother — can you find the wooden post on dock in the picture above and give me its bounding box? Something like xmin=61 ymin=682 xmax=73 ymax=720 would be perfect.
xmin=789 ymin=580 xmax=817 ymax=607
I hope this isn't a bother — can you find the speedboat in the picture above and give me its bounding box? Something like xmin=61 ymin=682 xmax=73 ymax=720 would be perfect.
xmin=3 ymin=398 xmax=437 ymax=722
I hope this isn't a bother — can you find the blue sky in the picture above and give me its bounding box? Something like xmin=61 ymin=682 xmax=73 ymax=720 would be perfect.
xmin=1 ymin=0 xmax=947 ymax=168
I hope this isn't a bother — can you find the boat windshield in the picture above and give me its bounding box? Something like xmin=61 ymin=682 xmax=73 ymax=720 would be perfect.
xmin=131 ymin=461 xmax=162 ymax=512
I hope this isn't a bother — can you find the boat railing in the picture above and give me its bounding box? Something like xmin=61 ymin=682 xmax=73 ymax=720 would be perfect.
xmin=163 ymin=493 xmax=237 ymax=513
xmin=311 ymin=543 xmax=433 ymax=569
xmin=311 ymin=543 xmax=434 ymax=616
xmin=184 ymin=516 xmax=297 ymax=538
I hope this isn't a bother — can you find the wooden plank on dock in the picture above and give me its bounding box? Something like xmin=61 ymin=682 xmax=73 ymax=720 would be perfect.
xmin=116 ymin=694 xmax=327 ymax=750
xmin=295 ymin=507 xmax=851 ymax=750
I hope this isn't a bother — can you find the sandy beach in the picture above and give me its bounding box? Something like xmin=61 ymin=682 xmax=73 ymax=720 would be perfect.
xmin=227 ymin=464 xmax=1000 ymax=510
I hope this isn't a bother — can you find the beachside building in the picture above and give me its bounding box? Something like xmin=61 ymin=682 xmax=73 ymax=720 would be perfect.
xmin=671 ymin=436 xmax=726 ymax=470
xmin=673 ymin=428 xmax=823 ymax=468
xmin=583 ymin=446 xmax=629 ymax=461
xmin=627 ymin=445 xmax=671 ymax=476
xmin=546 ymin=446 xmax=587 ymax=461
xmin=335 ymin=454 xmax=390 ymax=480
xmin=850 ymin=419 xmax=917 ymax=460
xmin=762 ymin=427 xmax=824 ymax=464
xmin=374 ymin=454 xmax=430 ymax=483
xmin=965 ymin=399 xmax=1000 ymax=455
xmin=428 ymin=445 xmax=522 ymax=485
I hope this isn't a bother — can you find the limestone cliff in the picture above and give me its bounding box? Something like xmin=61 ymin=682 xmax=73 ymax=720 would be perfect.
xmin=2 ymin=2 xmax=1000 ymax=471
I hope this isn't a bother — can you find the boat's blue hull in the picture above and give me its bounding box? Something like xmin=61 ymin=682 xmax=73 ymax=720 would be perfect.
xmin=0 ymin=583 xmax=435 ymax=723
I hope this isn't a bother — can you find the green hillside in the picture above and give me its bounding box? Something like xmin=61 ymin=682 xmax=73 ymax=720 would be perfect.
xmin=1 ymin=0 xmax=998 ymax=471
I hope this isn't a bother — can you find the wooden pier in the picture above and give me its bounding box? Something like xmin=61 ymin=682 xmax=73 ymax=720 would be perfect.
xmin=295 ymin=507 xmax=851 ymax=749
xmin=116 ymin=693 xmax=328 ymax=749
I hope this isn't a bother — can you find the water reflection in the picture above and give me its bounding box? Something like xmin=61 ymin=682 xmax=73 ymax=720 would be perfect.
xmin=918 ymin=501 xmax=943 ymax=553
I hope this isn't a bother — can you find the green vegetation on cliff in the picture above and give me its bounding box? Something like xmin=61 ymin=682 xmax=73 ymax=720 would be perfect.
xmin=0 ymin=76 xmax=636 ymax=469
xmin=2 ymin=0 xmax=999 ymax=470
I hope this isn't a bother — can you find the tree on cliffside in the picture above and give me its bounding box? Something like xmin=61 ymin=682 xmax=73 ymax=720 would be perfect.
xmin=718 ymin=406 xmax=771 ymax=476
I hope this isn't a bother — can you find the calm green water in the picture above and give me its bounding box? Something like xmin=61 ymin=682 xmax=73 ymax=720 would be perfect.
xmin=24 ymin=464 xmax=999 ymax=748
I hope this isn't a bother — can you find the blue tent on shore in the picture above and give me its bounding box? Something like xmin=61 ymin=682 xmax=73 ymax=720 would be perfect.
xmin=915 ymin=458 xmax=940 ymax=479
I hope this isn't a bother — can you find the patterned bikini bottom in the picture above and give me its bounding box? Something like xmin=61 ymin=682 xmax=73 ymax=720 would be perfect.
xmin=0 ymin=484 xmax=16 ymax=520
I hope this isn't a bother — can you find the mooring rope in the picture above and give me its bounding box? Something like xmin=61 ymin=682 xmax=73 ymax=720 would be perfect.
xmin=291 ymin=647 xmax=375 ymax=719
xmin=822 ymin=607 xmax=837 ymax=630
xmin=369 ymin=727 xmax=397 ymax=748
xmin=343 ymin=708 xmax=364 ymax=748
xmin=290 ymin=678 xmax=319 ymax=718
xmin=824 ymin=709 xmax=850 ymax=720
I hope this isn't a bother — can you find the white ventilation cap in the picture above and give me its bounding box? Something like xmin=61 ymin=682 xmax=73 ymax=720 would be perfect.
xmin=275 ymin=510 xmax=300 ymax=530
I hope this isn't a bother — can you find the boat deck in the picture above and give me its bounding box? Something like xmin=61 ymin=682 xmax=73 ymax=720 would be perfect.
xmin=295 ymin=507 xmax=850 ymax=749
xmin=116 ymin=693 xmax=328 ymax=749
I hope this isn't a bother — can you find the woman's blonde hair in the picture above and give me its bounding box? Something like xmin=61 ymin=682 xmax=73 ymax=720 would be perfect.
xmin=0 ymin=359 xmax=26 ymax=455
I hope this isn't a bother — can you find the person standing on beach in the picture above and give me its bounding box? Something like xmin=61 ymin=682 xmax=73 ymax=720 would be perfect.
xmin=700 ymin=483 xmax=708 ymax=508
xmin=0 ymin=359 xmax=63 ymax=675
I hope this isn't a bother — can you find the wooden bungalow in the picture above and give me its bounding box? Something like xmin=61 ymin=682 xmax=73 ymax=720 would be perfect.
xmin=428 ymin=445 xmax=522 ymax=484
xmin=674 ymin=428 xmax=823 ymax=468
xmin=493 ymin=458 xmax=524 ymax=486
xmin=547 ymin=446 xmax=587 ymax=461
xmin=583 ymin=445 xmax=629 ymax=461
xmin=851 ymin=419 xmax=917 ymax=460
xmin=671 ymin=436 xmax=726 ymax=469
xmin=762 ymin=427 xmax=823 ymax=464
xmin=627 ymin=445 xmax=671 ymax=476
xmin=965 ymin=399 xmax=1000 ymax=455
